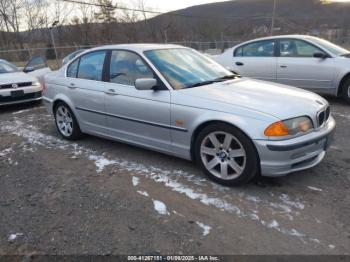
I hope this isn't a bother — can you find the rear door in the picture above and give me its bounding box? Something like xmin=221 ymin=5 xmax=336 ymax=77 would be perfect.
xmin=62 ymin=50 xmax=108 ymax=134
xmin=232 ymin=39 xmax=277 ymax=81
xmin=276 ymin=38 xmax=335 ymax=91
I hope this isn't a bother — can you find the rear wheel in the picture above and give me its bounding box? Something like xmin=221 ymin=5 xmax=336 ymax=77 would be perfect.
xmin=340 ymin=77 xmax=350 ymax=104
xmin=194 ymin=123 xmax=259 ymax=186
xmin=54 ymin=102 xmax=82 ymax=140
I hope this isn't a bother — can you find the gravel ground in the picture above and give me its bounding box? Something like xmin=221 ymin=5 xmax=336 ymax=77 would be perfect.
xmin=0 ymin=97 xmax=349 ymax=256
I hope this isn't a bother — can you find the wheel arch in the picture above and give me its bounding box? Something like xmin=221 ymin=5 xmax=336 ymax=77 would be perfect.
xmin=190 ymin=120 xmax=257 ymax=161
xmin=337 ymin=72 xmax=350 ymax=97
xmin=52 ymin=95 xmax=76 ymax=115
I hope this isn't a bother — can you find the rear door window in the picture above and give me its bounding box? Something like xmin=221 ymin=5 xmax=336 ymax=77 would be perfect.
xmin=235 ymin=40 xmax=275 ymax=57
xmin=77 ymin=51 xmax=106 ymax=81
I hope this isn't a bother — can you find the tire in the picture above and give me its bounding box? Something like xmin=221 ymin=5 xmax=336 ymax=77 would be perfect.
xmin=340 ymin=77 xmax=350 ymax=104
xmin=194 ymin=123 xmax=259 ymax=186
xmin=54 ymin=102 xmax=82 ymax=140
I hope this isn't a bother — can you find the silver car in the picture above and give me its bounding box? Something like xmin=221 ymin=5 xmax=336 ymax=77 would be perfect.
xmin=43 ymin=44 xmax=336 ymax=185
xmin=0 ymin=57 xmax=50 ymax=106
xmin=214 ymin=35 xmax=350 ymax=104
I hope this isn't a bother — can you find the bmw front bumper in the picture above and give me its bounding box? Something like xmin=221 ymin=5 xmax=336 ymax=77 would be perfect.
xmin=254 ymin=116 xmax=336 ymax=177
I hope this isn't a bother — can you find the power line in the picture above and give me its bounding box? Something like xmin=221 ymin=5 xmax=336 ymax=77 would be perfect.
xmin=59 ymin=0 xmax=271 ymax=21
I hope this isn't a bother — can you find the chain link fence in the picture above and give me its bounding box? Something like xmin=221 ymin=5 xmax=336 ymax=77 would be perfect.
xmin=1 ymin=39 xmax=349 ymax=69
xmin=0 ymin=41 xmax=242 ymax=69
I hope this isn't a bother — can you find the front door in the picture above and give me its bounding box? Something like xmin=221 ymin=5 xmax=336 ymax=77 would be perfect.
xmin=104 ymin=50 xmax=172 ymax=153
xmin=276 ymin=39 xmax=335 ymax=91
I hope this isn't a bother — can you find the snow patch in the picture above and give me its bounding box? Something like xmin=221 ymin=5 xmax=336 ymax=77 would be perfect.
xmin=137 ymin=190 xmax=149 ymax=197
xmin=88 ymin=154 xmax=116 ymax=173
xmin=8 ymin=233 xmax=23 ymax=241
xmin=153 ymin=200 xmax=169 ymax=215
xmin=0 ymin=147 xmax=14 ymax=158
xmin=196 ymin=222 xmax=211 ymax=236
xmin=267 ymin=220 xmax=279 ymax=229
xmin=311 ymin=238 xmax=320 ymax=244
xmin=12 ymin=109 xmax=32 ymax=115
xmin=132 ymin=176 xmax=140 ymax=186
xmin=328 ymin=244 xmax=335 ymax=249
xmin=332 ymin=112 xmax=350 ymax=120
xmin=279 ymin=194 xmax=304 ymax=210
xmin=307 ymin=186 xmax=323 ymax=192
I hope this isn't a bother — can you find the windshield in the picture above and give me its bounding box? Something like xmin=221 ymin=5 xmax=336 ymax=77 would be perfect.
xmin=309 ymin=37 xmax=349 ymax=56
xmin=0 ymin=60 xmax=19 ymax=73
xmin=144 ymin=48 xmax=234 ymax=90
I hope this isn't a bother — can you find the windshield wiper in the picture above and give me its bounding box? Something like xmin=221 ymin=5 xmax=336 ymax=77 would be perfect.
xmin=214 ymin=74 xmax=239 ymax=81
xmin=184 ymin=75 xmax=239 ymax=89
xmin=184 ymin=80 xmax=218 ymax=88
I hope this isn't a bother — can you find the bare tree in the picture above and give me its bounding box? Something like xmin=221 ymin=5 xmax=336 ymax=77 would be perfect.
xmin=119 ymin=3 xmax=140 ymax=42
xmin=93 ymin=0 xmax=117 ymax=43
xmin=136 ymin=0 xmax=157 ymax=41
xmin=22 ymin=0 xmax=49 ymax=45
xmin=78 ymin=0 xmax=95 ymax=45
xmin=0 ymin=0 xmax=24 ymax=50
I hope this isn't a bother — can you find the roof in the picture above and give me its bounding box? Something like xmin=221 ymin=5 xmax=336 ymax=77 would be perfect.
xmin=236 ymin=34 xmax=318 ymax=46
xmin=90 ymin=43 xmax=186 ymax=53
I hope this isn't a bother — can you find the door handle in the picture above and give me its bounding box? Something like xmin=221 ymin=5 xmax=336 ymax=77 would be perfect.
xmin=235 ymin=62 xmax=244 ymax=66
xmin=280 ymin=65 xmax=287 ymax=68
xmin=105 ymin=89 xmax=118 ymax=95
xmin=68 ymin=83 xmax=78 ymax=89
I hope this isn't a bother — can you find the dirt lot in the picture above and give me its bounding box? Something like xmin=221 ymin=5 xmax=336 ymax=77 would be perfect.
xmin=0 ymin=97 xmax=349 ymax=256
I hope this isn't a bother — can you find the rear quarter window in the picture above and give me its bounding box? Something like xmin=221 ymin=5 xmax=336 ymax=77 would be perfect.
xmin=67 ymin=59 xmax=79 ymax=78
xmin=234 ymin=47 xmax=243 ymax=57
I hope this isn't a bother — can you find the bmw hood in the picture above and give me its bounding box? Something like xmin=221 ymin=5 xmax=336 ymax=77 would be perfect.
xmin=178 ymin=78 xmax=328 ymax=120
xmin=0 ymin=72 xmax=37 ymax=85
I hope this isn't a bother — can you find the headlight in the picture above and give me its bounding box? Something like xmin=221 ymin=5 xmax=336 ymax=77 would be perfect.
xmin=32 ymin=81 xmax=41 ymax=86
xmin=264 ymin=116 xmax=313 ymax=137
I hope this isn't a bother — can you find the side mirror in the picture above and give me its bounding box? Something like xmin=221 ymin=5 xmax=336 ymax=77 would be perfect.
xmin=23 ymin=66 xmax=34 ymax=73
xmin=313 ymin=52 xmax=329 ymax=59
xmin=135 ymin=78 xmax=157 ymax=90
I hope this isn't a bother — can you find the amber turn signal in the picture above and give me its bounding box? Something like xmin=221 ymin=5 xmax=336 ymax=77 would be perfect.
xmin=264 ymin=121 xmax=289 ymax=137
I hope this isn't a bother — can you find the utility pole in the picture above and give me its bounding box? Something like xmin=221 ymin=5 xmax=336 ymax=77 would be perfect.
xmin=50 ymin=21 xmax=59 ymax=67
xmin=270 ymin=0 xmax=277 ymax=36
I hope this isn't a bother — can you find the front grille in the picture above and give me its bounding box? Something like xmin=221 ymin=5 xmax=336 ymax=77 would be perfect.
xmin=0 ymin=82 xmax=32 ymax=90
xmin=0 ymin=91 xmax=41 ymax=103
xmin=317 ymin=106 xmax=330 ymax=127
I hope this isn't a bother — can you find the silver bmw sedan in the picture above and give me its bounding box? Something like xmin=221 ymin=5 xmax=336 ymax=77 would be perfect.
xmin=43 ymin=44 xmax=336 ymax=186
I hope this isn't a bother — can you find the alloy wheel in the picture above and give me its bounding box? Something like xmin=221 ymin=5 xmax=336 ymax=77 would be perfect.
xmin=200 ymin=131 xmax=246 ymax=180
xmin=56 ymin=105 xmax=74 ymax=137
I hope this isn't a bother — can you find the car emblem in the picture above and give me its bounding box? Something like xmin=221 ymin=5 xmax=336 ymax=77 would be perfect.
xmin=12 ymin=83 xmax=18 ymax=89
xmin=315 ymin=100 xmax=323 ymax=105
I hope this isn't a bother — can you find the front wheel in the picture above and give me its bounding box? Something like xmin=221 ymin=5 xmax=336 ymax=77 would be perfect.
xmin=194 ymin=123 xmax=259 ymax=186
xmin=341 ymin=77 xmax=350 ymax=104
xmin=54 ymin=102 xmax=82 ymax=140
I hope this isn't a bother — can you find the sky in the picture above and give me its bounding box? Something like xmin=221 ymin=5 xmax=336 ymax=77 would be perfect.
xmin=122 ymin=0 xmax=350 ymax=12
xmin=132 ymin=0 xmax=231 ymax=12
